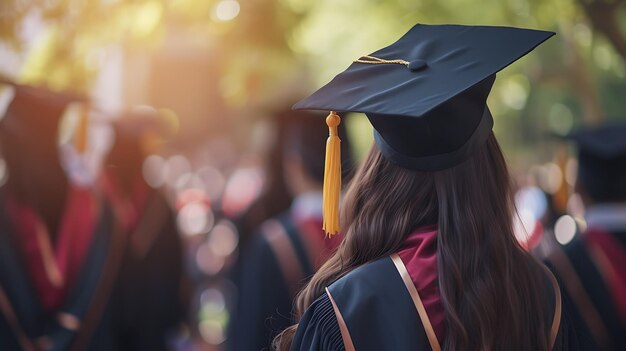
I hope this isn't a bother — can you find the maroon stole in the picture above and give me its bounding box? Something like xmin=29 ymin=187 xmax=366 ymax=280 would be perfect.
xmin=6 ymin=187 xmax=97 ymax=312
xmin=297 ymin=217 xmax=341 ymax=270
xmin=548 ymin=227 xmax=626 ymax=349
xmin=0 ymin=189 xmax=126 ymax=351
xmin=261 ymin=215 xmax=341 ymax=298
xmin=584 ymin=228 xmax=626 ymax=327
xmin=396 ymin=227 xmax=445 ymax=343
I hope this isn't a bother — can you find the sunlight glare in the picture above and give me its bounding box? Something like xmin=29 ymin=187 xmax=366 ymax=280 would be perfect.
xmin=214 ymin=0 xmax=240 ymax=21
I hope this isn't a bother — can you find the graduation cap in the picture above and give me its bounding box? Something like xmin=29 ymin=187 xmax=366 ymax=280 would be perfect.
xmin=0 ymin=80 xmax=87 ymax=204
xmin=108 ymin=106 xmax=178 ymax=166
xmin=293 ymin=24 xmax=555 ymax=235
xmin=565 ymin=122 xmax=626 ymax=203
xmin=0 ymin=79 xmax=87 ymax=144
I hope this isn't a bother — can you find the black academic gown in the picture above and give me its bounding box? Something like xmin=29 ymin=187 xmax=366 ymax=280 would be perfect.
xmin=110 ymin=189 xmax=184 ymax=351
xmin=546 ymin=230 xmax=626 ymax=351
xmin=228 ymin=212 xmax=317 ymax=351
xmin=0 ymin=194 xmax=124 ymax=351
xmin=291 ymin=255 xmax=566 ymax=351
xmin=0 ymin=190 xmax=183 ymax=351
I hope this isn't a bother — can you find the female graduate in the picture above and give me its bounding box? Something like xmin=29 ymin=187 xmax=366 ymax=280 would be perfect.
xmin=274 ymin=24 xmax=570 ymax=351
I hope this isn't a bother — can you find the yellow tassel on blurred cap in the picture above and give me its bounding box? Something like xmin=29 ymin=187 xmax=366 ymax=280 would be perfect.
xmin=74 ymin=104 xmax=89 ymax=153
xmin=323 ymin=111 xmax=342 ymax=236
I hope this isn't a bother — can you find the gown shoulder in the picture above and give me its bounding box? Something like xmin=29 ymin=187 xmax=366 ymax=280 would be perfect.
xmin=289 ymin=258 xmax=390 ymax=351
xmin=291 ymin=256 xmax=430 ymax=351
xmin=290 ymin=292 xmax=344 ymax=351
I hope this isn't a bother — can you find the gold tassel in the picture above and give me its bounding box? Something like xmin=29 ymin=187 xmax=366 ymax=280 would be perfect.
xmin=74 ymin=104 xmax=89 ymax=153
xmin=322 ymin=111 xmax=342 ymax=236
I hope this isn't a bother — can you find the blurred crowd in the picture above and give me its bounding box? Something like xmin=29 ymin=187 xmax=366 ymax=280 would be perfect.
xmin=0 ymin=76 xmax=355 ymax=350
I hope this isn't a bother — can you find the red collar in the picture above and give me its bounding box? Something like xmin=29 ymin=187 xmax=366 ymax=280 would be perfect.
xmin=584 ymin=228 xmax=626 ymax=327
xmin=7 ymin=186 xmax=98 ymax=312
xmin=397 ymin=227 xmax=445 ymax=342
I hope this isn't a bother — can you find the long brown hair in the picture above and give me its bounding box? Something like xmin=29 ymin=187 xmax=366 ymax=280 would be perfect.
xmin=274 ymin=132 xmax=552 ymax=351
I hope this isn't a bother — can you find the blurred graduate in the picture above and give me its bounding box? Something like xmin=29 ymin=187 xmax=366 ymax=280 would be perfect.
xmin=546 ymin=122 xmax=626 ymax=350
xmin=0 ymin=82 xmax=124 ymax=351
xmin=227 ymin=109 xmax=353 ymax=351
xmin=273 ymin=24 xmax=573 ymax=351
xmin=0 ymin=81 xmax=185 ymax=351
xmin=102 ymin=108 xmax=185 ymax=351
xmin=230 ymin=108 xmax=295 ymax=255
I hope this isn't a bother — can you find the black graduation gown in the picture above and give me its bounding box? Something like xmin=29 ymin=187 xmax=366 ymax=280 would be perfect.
xmin=111 ymin=189 xmax=184 ymax=351
xmin=291 ymin=255 xmax=565 ymax=351
xmin=227 ymin=212 xmax=317 ymax=351
xmin=0 ymin=190 xmax=183 ymax=351
xmin=0 ymin=195 xmax=125 ymax=351
xmin=546 ymin=230 xmax=626 ymax=351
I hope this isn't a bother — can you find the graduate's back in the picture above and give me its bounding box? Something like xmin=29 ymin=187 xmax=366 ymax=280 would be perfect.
xmin=279 ymin=136 xmax=569 ymax=351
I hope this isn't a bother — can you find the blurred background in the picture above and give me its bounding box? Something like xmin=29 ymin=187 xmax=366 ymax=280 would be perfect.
xmin=0 ymin=0 xmax=625 ymax=350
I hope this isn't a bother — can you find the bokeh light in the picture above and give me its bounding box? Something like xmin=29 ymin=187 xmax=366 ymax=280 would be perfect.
xmin=566 ymin=193 xmax=586 ymax=219
xmin=196 ymin=166 xmax=226 ymax=200
xmin=142 ymin=154 xmax=167 ymax=188
xmin=554 ymin=215 xmax=577 ymax=245
xmin=165 ymin=155 xmax=192 ymax=189
xmin=177 ymin=202 xmax=214 ymax=236
xmin=0 ymin=158 xmax=8 ymax=188
xmin=499 ymin=74 xmax=529 ymax=110
xmin=195 ymin=243 xmax=225 ymax=275
xmin=197 ymin=284 xmax=231 ymax=345
xmin=0 ymin=86 xmax=16 ymax=122
xmin=221 ymin=167 xmax=263 ymax=217
xmin=214 ymin=0 xmax=240 ymax=21
xmin=538 ymin=163 xmax=563 ymax=195
xmin=207 ymin=220 xmax=239 ymax=257
xmin=516 ymin=186 xmax=548 ymax=220
xmin=513 ymin=208 xmax=537 ymax=245
xmin=200 ymin=288 xmax=226 ymax=314
xmin=174 ymin=172 xmax=205 ymax=193
xmin=548 ymin=103 xmax=574 ymax=136
xmin=199 ymin=319 xmax=226 ymax=345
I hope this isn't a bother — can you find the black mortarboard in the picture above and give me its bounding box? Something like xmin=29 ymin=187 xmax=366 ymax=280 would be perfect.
xmin=566 ymin=122 xmax=626 ymax=202
xmin=293 ymin=24 xmax=554 ymax=235
xmin=567 ymin=122 xmax=626 ymax=159
xmin=0 ymin=80 xmax=86 ymax=207
xmin=0 ymin=80 xmax=86 ymax=140
xmin=107 ymin=106 xmax=178 ymax=165
xmin=295 ymin=24 xmax=554 ymax=170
